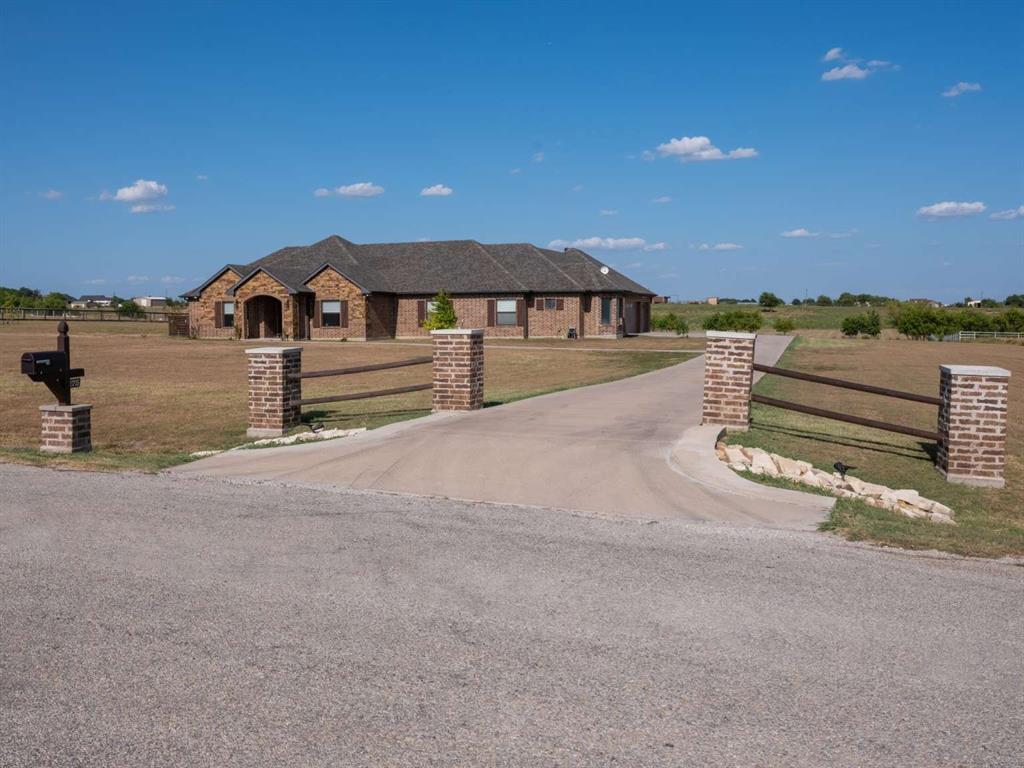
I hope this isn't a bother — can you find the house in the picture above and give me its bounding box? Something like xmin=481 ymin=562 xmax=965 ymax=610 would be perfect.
xmin=183 ymin=235 xmax=654 ymax=340
xmin=71 ymin=295 xmax=115 ymax=308
xmin=133 ymin=296 xmax=167 ymax=308
xmin=908 ymin=298 xmax=943 ymax=308
xmin=706 ymin=296 xmax=719 ymax=306
xmin=651 ymin=295 xmax=671 ymax=304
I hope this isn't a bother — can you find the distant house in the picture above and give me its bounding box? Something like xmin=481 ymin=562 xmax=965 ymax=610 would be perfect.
xmin=133 ymin=296 xmax=167 ymax=308
xmin=908 ymin=298 xmax=943 ymax=308
xmin=183 ymin=235 xmax=654 ymax=340
xmin=965 ymin=299 xmax=982 ymax=308
xmin=706 ymin=296 xmax=719 ymax=306
xmin=72 ymin=295 xmax=115 ymax=308
xmin=651 ymin=295 xmax=671 ymax=304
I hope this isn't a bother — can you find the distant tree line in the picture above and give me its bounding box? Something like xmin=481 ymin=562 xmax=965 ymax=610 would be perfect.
xmin=0 ymin=285 xmax=185 ymax=311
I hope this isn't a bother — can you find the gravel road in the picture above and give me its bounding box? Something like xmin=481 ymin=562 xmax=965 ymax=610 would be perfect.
xmin=1 ymin=464 xmax=1021 ymax=767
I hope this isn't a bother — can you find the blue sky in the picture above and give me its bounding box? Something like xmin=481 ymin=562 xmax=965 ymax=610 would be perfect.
xmin=1 ymin=0 xmax=1021 ymax=302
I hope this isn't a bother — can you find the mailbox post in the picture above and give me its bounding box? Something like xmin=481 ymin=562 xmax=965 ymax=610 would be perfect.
xmin=22 ymin=321 xmax=91 ymax=453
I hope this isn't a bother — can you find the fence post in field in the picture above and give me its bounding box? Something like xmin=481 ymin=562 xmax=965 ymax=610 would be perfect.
xmin=937 ymin=365 xmax=1011 ymax=488
xmin=246 ymin=347 xmax=302 ymax=438
xmin=701 ymin=330 xmax=756 ymax=431
xmin=431 ymin=329 xmax=484 ymax=411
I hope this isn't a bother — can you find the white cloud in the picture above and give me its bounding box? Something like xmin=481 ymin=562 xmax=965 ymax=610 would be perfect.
xmin=942 ymin=81 xmax=982 ymax=98
xmin=420 ymin=184 xmax=453 ymax=197
xmin=656 ymin=135 xmax=758 ymax=162
xmin=509 ymin=168 xmax=522 ymax=175
xmin=697 ymin=242 xmax=743 ymax=251
xmin=828 ymin=229 xmax=859 ymax=239
xmin=599 ymin=209 xmax=619 ymax=216
xmin=916 ymin=201 xmax=986 ymax=219
xmin=130 ymin=204 xmax=175 ymax=214
xmin=103 ymin=179 xmax=168 ymax=202
xmin=196 ymin=174 xmax=209 ymax=181
xmin=990 ymin=205 xmax=1024 ymax=221
xmin=315 ymin=182 xmax=385 ymax=198
xmin=643 ymin=242 xmax=668 ymax=251
xmin=532 ymin=151 xmax=545 ymax=163
xmin=548 ymin=236 xmax=647 ymax=251
xmin=82 ymin=278 xmax=106 ymax=285
xmin=160 ymin=275 xmax=186 ymax=284
xmin=822 ymin=64 xmax=870 ymax=81
xmin=125 ymin=275 xmax=149 ymax=284
xmin=571 ymin=184 xmax=584 ymax=192
xmin=39 ymin=189 xmax=63 ymax=200
xmin=781 ymin=228 xmax=819 ymax=238
xmin=652 ymin=195 xmax=672 ymax=204
xmin=823 ymin=47 xmax=845 ymax=62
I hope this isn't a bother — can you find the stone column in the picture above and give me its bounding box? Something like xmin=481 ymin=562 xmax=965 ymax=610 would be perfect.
xmin=246 ymin=347 xmax=302 ymax=438
xmin=39 ymin=404 xmax=92 ymax=453
xmin=431 ymin=329 xmax=484 ymax=411
xmin=701 ymin=330 xmax=756 ymax=431
xmin=937 ymin=365 xmax=1010 ymax=488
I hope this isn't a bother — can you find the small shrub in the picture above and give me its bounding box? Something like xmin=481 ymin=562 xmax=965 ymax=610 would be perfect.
xmin=703 ymin=310 xmax=763 ymax=333
xmin=652 ymin=312 xmax=690 ymax=335
xmin=421 ymin=290 xmax=458 ymax=330
xmin=841 ymin=310 xmax=881 ymax=338
xmin=117 ymin=300 xmax=145 ymax=319
xmin=772 ymin=317 xmax=795 ymax=333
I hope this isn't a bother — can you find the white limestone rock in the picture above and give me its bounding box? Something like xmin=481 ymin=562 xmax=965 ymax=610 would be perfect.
xmin=724 ymin=446 xmax=749 ymax=466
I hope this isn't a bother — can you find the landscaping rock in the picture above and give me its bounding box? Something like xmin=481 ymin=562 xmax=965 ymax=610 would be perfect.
xmin=718 ymin=442 xmax=957 ymax=526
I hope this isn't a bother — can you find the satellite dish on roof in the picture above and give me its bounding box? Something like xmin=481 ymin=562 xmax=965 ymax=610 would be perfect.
xmin=599 ymin=266 xmax=610 ymax=275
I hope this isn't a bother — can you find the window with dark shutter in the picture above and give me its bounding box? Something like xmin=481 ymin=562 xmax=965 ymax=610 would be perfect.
xmin=487 ymin=299 xmax=497 ymax=326
xmin=321 ymin=300 xmax=342 ymax=327
xmin=554 ymin=298 xmax=564 ymax=311
xmin=340 ymin=300 xmax=349 ymax=328
xmin=417 ymin=300 xmax=426 ymax=324
xmin=516 ymin=299 xmax=526 ymax=326
xmin=222 ymin=301 xmax=235 ymax=328
xmin=313 ymin=300 xmax=322 ymax=328
xmin=214 ymin=301 xmax=223 ymax=328
xmin=535 ymin=297 xmax=544 ymax=311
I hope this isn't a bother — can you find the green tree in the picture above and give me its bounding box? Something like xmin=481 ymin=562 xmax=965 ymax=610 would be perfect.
xmin=117 ymin=300 xmax=145 ymax=319
xmin=421 ymin=290 xmax=458 ymax=330
xmin=791 ymin=298 xmax=802 ymax=306
xmin=758 ymin=291 xmax=783 ymax=309
xmin=1005 ymin=294 xmax=1024 ymax=308
xmin=815 ymin=294 xmax=833 ymax=306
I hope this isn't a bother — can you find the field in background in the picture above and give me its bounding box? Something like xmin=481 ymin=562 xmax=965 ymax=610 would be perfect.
xmin=725 ymin=336 xmax=1023 ymax=557
xmin=652 ymin=302 xmax=869 ymax=330
xmin=0 ymin=321 xmax=696 ymax=470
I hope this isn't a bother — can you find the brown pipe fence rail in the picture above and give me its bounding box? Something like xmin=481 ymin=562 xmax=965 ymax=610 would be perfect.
xmin=751 ymin=363 xmax=941 ymax=441
xmin=291 ymin=355 xmax=432 ymax=408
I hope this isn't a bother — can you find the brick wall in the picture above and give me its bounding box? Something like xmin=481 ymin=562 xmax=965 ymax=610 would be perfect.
xmin=366 ymin=294 xmax=397 ymax=339
xmin=39 ymin=404 xmax=92 ymax=453
xmin=432 ymin=329 xmax=484 ymax=411
xmin=235 ymin=272 xmax=296 ymax=340
xmin=397 ymin=295 xmax=527 ymax=338
xmin=527 ymin=295 xmax=581 ymax=338
xmin=580 ymin=294 xmax=623 ymax=338
xmin=188 ymin=269 xmax=242 ymax=339
xmin=246 ymin=347 xmax=302 ymax=437
xmin=307 ymin=268 xmax=367 ymax=340
xmin=937 ymin=365 xmax=1010 ymax=488
xmin=701 ymin=331 xmax=756 ymax=431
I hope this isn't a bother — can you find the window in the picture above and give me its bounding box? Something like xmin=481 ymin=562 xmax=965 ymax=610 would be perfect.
xmin=322 ymin=300 xmax=342 ymax=327
xmin=544 ymin=298 xmax=558 ymax=310
xmin=600 ymin=297 xmax=612 ymax=325
xmin=222 ymin=301 xmax=235 ymax=328
xmin=426 ymin=300 xmax=438 ymax=317
xmin=496 ymin=299 xmax=518 ymax=326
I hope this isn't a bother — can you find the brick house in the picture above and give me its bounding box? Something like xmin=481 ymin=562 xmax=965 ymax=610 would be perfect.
xmin=183 ymin=235 xmax=654 ymax=340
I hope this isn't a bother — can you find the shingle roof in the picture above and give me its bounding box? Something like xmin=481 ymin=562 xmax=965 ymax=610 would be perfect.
xmin=183 ymin=235 xmax=654 ymax=298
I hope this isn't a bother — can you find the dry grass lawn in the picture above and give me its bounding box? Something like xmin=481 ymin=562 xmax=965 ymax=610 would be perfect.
xmin=0 ymin=321 xmax=696 ymax=471
xmin=726 ymin=336 xmax=1023 ymax=558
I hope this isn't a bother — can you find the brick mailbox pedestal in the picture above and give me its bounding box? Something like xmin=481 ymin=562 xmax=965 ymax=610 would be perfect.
xmin=937 ymin=365 xmax=1011 ymax=488
xmin=39 ymin=403 xmax=92 ymax=453
xmin=246 ymin=347 xmax=302 ymax=438
xmin=431 ymin=329 xmax=484 ymax=412
xmin=701 ymin=330 xmax=756 ymax=431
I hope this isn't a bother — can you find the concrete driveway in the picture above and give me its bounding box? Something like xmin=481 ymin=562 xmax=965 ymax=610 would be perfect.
xmin=173 ymin=335 xmax=832 ymax=528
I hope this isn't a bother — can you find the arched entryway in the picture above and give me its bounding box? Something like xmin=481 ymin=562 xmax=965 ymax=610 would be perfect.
xmin=244 ymin=295 xmax=283 ymax=339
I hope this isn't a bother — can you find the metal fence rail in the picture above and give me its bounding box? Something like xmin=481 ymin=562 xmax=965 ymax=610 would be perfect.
xmin=752 ymin=363 xmax=942 ymax=406
xmin=751 ymin=394 xmax=942 ymax=441
xmin=293 ymin=355 xmax=433 ymax=408
xmin=957 ymin=331 xmax=1023 ymax=341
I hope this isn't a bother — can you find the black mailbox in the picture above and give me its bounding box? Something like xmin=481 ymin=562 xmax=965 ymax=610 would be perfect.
xmin=21 ymin=322 xmax=85 ymax=405
xmin=21 ymin=350 xmax=68 ymax=381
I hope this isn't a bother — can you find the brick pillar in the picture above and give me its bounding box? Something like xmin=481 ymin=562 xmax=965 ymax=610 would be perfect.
xmin=937 ymin=365 xmax=1010 ymax=488
xmin=701 ymin=330 xmax=756 ymax=431
xmin=39 ymin=404 xmax=92 ymax=453
xmin=431 ymin=329 xmax=484 ymax=411
xmin=246 ymin=347 xmax=302 ymax=438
